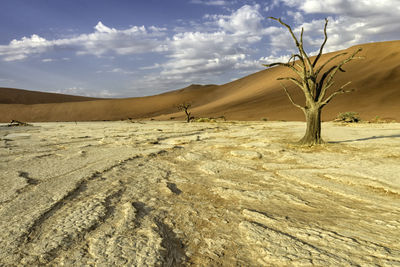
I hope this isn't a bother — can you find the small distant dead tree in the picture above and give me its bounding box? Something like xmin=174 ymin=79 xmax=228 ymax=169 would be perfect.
xmin=265 ymin=17 xmax=363 ymax=145
xmin=177 ymin=103 xmax=193 ymax=122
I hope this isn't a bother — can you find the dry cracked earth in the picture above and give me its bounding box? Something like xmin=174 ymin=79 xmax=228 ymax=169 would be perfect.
xmin=0 ymin=121 xmax=400 ymax=266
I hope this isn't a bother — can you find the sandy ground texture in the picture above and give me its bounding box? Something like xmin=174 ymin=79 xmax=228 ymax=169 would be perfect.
xmin=1 ymin=121 xmax=400 ymax=266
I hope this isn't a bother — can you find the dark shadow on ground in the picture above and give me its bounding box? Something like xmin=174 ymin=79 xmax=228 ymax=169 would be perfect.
xmin=329 ymin=134 xmax=400 ymax=143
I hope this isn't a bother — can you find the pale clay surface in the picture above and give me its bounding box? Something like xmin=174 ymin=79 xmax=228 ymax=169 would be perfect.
xmin=0 ymin=121 xmax=400 ymax=266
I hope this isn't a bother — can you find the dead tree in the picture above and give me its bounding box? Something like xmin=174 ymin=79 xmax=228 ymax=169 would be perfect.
xmin=177 ymin=103 xmax=193 ymax=122
xmin=265 ymin=17 xmax=363 ymax=145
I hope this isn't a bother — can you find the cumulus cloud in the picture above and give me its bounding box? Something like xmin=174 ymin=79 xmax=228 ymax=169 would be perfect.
xmin=207 ymin=4 xmax=264 ymax=34
xmin=1 ymin=4 xmax=269 ymax=95
xmin=139 ymin=63 xmax=161 ymax=70
xmin=134 ymin=30 xmax=252 ymax=94
xmin=0 ymin=21 xmax=167 ymax=61
xmin=54 ymin=86 xmax=89 ymax=96
xmin=0 ymin=34 xmax=51 ymax=61
xmin=138 ymin=4 xmax=268 ymax=91
xmin=190 ymin=0 xmax=229 ymax=6
xmin=164 ymin=5 xmax=265 ymax=72
xmin=264 ymin=0 xmax=280 ymax=12
xmin=95 ymin=68 xmax=136 ymax=75
xmin=273 ymin=0 xmax=400 ymax=53
xmin=54 ymin=86 xmax=116 ymax=98
xmin=259 ymin=54 xmax=291 ymax=65
xmin=280 ymin=0 xmax=400 ymax=17
xmin=234 ymin=59 xmax=265 ymax=74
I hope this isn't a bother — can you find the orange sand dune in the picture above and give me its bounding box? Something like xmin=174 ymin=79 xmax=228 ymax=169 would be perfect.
xmin=0 ymin=87 xmax=99 ymax=105
xmin=0 ymin=40 xmax=399 ymax=122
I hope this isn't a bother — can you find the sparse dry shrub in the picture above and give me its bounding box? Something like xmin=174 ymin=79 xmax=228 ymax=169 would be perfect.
xmin=194 ymin=118 xmax=216 ymax=123
xmin=335 ymin=112 xmax=361 ymax=123
xmin=369 ymin=116 xmax=396 ymax=123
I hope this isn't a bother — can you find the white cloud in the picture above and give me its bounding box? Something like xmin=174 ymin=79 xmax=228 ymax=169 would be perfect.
xmin=0 ymin=21 xmax=167 ymax=61
xmin=96 ymin=67 xmax=137 ymax=75
xmin=208 ymin=4 xmax=264 ymax=34
xmin=54 ymin=86 xmax=88 ymax=96
xmin=96 ymin=89 xmax=116 ymax=98
xmin=54 ymin=87 xmax=116 ymax=98
xmin=0 ymin=4 xmax=272 ymax=92
xmin=160 ymin=4 xmax=266 ymax=75
xmin=280 ymin=0 xmax=400 ymax=17
xmin=234 ymin=59 xmax=265 ymax=74
xmin=139 ymin=63 xmax=161 ymax=70
xmin=259 ymin=54 xmax=291 ymax=64
xmin=264 ymin=0 xmax=280 ymax=11
xmin=0 ymin=78 xmax=15 ymax=83
xmin=41 ymin=58 xmax=54 ymax=62
xmin=276 ymin=0 xmax=400 ymax=50
xmin=0 ymin=34 xmax=51 ymax=61
xmin=286 ymin=10 xmax=304 ymax=24
xmin=128 ymin=4 xmax=274 ymax=93
xmin=108 ymin=68 xmax=136 ymax=75
xmin=190 ymin=0 xmax=229 ymax=6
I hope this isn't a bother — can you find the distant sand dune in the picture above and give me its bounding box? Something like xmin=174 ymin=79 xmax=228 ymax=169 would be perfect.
xmin=0 ymin=40 xmax=399 ymax=122
xmin=0 ymin=87 xmax=99 ymax=105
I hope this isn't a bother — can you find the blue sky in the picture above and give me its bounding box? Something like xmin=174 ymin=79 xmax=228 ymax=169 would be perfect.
xmin=0 ymin=0 xmax=399 ymax=97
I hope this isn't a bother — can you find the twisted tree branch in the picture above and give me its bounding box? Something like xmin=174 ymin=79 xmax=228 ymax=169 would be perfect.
xmin=320 ymin=81 xmax=353 ymax=108
xmin=315 ymin=52 xmax=348 ymax=76
xmin=280 ymin=82 xmax=304 ymax=111
xmin=287 ymin=54 xmax=302 ymax=66
xmin=263 ymin=62 xmax=304 ymax=80
xmin=277 ymin=77 xmax=303 ymax=89
xmin=269 ymin=17 xmax=301 ymax=50
xmin=319 ymin=48 xmax=363 ymax=101
xmin=312 ymin=18 xmax=329 ymax=68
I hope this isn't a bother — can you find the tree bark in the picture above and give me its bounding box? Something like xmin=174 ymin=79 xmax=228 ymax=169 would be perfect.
xmin=299 ymin=107 xmax=324 ymax=145
xmin=185 ymin=110 xmax=191 ymax=122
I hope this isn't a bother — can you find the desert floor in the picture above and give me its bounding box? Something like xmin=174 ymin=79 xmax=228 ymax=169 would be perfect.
xmin=1 ymin=121 xmax=400 ymax=266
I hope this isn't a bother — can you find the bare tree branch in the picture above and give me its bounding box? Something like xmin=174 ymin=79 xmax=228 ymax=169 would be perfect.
xmin=287 ymin=54 xmax=307 ymax=76
xmin=319 ymin=48 xmax=362 ymax=101
xmin=325 ymin=48 xmax=362 ymax=86
xmin=279 ymin=82 xmax=304 ymax=111
xmin=269 ymin=17 xmax=313 ymax=73
xmin=277 ymin=77 xmax=303 ymax=88
xmin=263 ymin=62 xmax=304 ymax=79
xmin=312 ymin=18 xmax=329 ymax=68
xmin=268 ymin=17 xmax=314 ymax=80
xmin=315 ymin=65 xmax=337 ymax=99
xmin=315 ymin=52 xmax=348 ymax=76
xmin=320 ymin=81 xmax=353 ymax=108
xmin=300 ymin=27 xmax=304 ymax=46
xmin=269 ymin=17 xmax=301 ymax=50
xmin=268 ymin=17 xmax=315 ymax=93
xmin=287 ymin=54 xmax=302 ymax=66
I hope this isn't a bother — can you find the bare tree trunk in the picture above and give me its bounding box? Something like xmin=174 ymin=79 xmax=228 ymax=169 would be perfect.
xmin=299 ymin=107 xmax=324 ymax=145
xmin=265 ymin=17 xmax=363 ymax=146
xmin=185 ymin=110 xmax=191 ymax=122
